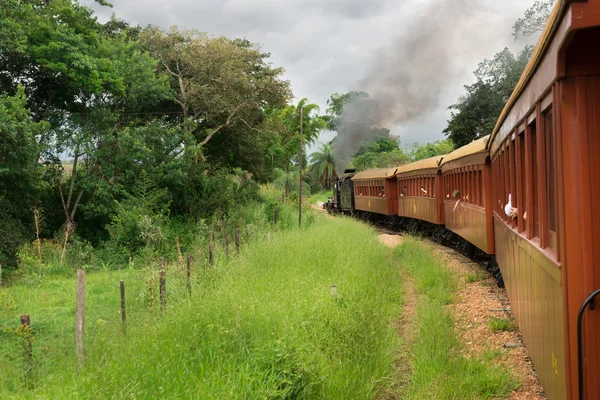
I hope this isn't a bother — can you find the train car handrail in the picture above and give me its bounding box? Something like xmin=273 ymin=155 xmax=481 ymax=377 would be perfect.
xmin=577 ymin=288 xmax=600 ymax=400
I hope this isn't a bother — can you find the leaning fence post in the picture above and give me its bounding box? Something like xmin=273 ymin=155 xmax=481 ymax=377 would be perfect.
xmin=20 ymin=314 xmax=33 ymax=388
xmin=159 ymin=258 xmax=166 ymax=310
xmin=235 ymin=228 xmax=240 ymax=255
xmin=76 ymin=269 xmax=86 ymax=372
xmin=186 ymin=254 xmax=192 ymax=294
xmin=209 ymin=243 xmax=214 ymax=266
xmin=120 ymin=280 xmax=126 ymax=335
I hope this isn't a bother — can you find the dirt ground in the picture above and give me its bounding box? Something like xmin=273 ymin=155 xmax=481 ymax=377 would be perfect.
xmin=378 ymin=232 xmax=545 ymax=400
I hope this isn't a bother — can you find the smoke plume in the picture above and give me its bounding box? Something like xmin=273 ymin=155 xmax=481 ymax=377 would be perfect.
xmin=334 ymin=0 xmax=505 ymax=172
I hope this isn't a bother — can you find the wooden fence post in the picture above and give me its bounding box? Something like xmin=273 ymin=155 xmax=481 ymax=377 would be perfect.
xmin=120 ymin=280 xmax=126 ymax=335
xmin=186 ymin=254 xmax=192 ymax=294
xmin=76 ymin=269 xmax=86 ymax=372
xmin=209 ymin=243 xmax=214 ymax=266
xmin=20 ymin=314 xmax=33 ymax=388
xmin=159 ymin=258 xmax=166 ymax=310
xmin=235 ymin=228 xmax=240 ymax=254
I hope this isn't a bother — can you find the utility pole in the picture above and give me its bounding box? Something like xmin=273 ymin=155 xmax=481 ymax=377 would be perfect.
xmin=299 ymin=106 xmax=303 ymax=228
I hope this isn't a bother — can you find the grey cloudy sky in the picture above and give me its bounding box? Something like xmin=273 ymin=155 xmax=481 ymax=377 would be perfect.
xmin=84 ymin=0 xmax=538 ymax=151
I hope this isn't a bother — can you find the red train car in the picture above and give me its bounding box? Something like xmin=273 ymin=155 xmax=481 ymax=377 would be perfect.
xmin=489 ymin=1 xmax=600 ymax=398
xmin=352 ymin=168 xmax=399 ymax=216
xmin=441 ymin=136 xmax=494 ymax=254
xmin=396 ymin=156 xmax=444 ymax=225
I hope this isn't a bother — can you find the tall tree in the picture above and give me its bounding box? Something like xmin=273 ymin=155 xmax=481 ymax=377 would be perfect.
xmin=264 ymin=99 xmax=327 ymax=172
xmin=0 ymin=87 xmax=49 ymax=266
xmin=309 ymin=143 xmax=336 ymax=189
xmin=141 ymin=29 xmax=291 ymax=150
xmin=513 ymin=0 xmax=557 ymax=40
xmin=444 ymin=46 xmax=533 ymax=147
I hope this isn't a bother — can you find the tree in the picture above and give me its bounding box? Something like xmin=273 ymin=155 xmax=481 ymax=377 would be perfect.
xmin=513 ymin=0 xmax=557 ymax=40
xmin=141 ymin=28 xmax=291 ymax=150
xmin=0 ymin=87 xmax=49 ymax=266
xmin=310 ymin=143 xmax=336 ymax=189
xmin=444 ymin=0 xmax=556 ymax=147
xmin=410 ymin=140 xmax=454 ymax=161
xmin=324 ymin=91 xmax=373 ymax=131
xmin=444 ymin=46 xmax=533 ymax=147
xmin=273 ymin=168 xmax=311 ymax=201
xmin=264 ymin=99 xmax=327 ymax=173
xmin=356 ymin=133 xmax=398 ymax=155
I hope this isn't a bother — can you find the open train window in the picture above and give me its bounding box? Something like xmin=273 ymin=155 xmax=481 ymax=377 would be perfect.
xmin=531 ymin=125 xmax=540 ymax=239
xmin=519 ymin=132 xmax=526 ymax=233
xmin=545 ymin=109 xmax=557 ymax=252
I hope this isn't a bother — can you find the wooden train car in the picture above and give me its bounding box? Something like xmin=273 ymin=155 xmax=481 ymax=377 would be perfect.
xmin=352 ymin=168 xmax=399 ymax=216
xmin=441 ymin=136 xmax=494 ymax=254
xmin=396 ymin=156 xmax=444 ymax=225
xmin=489 ymin=1 xmax=600 ymax=398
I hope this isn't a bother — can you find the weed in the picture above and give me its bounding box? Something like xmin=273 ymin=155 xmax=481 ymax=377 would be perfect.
xmin=466 ymin=273 xmax=484 ymax=283
xmin=488 ymin=318 xmax=517 ymax=333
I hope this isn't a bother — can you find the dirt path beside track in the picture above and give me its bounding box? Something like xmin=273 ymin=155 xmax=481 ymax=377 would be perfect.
xmin=378 ymin=231 xmax=545 ymax=400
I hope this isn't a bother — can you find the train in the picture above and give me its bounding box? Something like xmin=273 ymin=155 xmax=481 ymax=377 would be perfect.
xmin=326 ymin=1 xmax=600 ymax=399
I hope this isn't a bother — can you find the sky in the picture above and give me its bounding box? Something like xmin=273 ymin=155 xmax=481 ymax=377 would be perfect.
xmin=83 ymin=0 xmax=539 ymax=152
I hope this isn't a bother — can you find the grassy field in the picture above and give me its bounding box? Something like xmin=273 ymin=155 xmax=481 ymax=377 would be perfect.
xmin=308 ymin=190 xmax=331 ymax=204
xmin=394 ymin=238 xmax=519 ymax=399
xmin=1 ymin=213 xmax=521 ymax=399
xmin=0 ymin=216 xmax=403 ymax=399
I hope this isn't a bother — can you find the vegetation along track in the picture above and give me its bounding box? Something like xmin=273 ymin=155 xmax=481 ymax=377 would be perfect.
xmin=377 ymin=225 xmax=545 ymax=399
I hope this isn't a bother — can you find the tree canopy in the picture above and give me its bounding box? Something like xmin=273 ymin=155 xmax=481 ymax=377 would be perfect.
xmin=0 ymin=0 xmax=306 ymax=266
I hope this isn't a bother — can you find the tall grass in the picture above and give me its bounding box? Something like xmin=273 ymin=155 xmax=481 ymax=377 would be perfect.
xmin=395 ymin=237 xmax=519 ymax=399
xmin=0 ymin=217 xmax=403 ymax=399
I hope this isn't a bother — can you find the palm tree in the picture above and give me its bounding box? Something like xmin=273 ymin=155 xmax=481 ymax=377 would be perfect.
xmin=273 ymin=167 xmax=311 ymax=201
xmin=309 ymin=143 xmax=337 ymax=189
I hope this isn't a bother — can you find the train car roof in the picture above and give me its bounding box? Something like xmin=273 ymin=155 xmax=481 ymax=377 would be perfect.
xmin=337 ymin=172 xmax=356 ymax=181
xmin=441 ymin=136 xmax=489 ymax=165
xmin=351 ymin=167 xmax=399 ymax=180
xmin=397 ymin=156 xmax=443 ymax=175
xmin=487 ymin=0 xmax=563 ymax=149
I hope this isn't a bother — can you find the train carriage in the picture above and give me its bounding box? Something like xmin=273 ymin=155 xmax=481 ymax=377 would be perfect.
xmin=489 ymin=1 xmax=600 ymax=398
xmin=441 ymin=136 xmax=494 ymax=254
xmin=351 ymin=168 xmax=399 ymax=216
xmin=396 ymin=156 xmax=444 ymax=225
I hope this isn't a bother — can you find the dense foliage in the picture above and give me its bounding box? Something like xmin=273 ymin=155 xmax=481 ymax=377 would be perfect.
xmin=0 ymin=0 xmax=316 ymax=269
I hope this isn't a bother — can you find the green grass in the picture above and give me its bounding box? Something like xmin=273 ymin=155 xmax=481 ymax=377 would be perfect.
xmin=0 ymin=216 xmax=403 ymax=399
xmin=466 ymin=273 xmax=484 ymax=283
xmin=394 ymin=238 xmax=519 ymax=399
xmin=488 ymin=318 xmax=517 ymax=333
xmin=308 ymin=190 xmax=332 ymax=204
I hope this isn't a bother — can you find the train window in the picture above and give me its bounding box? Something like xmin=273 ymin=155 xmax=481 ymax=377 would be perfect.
xmin=500 ymin=146 xmax=507 ymax=221
xmin=474 ymin=167 xmax=479 ymax=206
xmin=531 ymin=126 xmax=540 ymax=239
xmin=546 ymin=109 xmax=557 ymax=250
xmin=519 ymin=132 xmax=526 ymax=233
xmin=468 ymin=168 xmax=472 ymax=204
xmin=510 ymin=138 xmax=517 ymax=229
